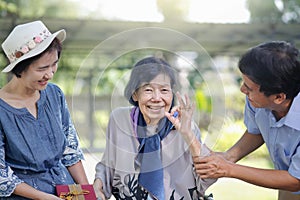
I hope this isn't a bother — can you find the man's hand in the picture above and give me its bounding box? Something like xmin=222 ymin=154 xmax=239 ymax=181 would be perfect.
xmin=193 ymin=152 xmax=233 ymax=179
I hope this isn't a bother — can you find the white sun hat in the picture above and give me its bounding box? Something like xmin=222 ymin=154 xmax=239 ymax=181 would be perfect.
xmin=1 ymin=20 xmax=66 ymax=73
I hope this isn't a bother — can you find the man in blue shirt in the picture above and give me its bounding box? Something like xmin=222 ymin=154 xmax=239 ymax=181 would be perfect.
xmin=193 ymin=41 xmax=300 ymax=200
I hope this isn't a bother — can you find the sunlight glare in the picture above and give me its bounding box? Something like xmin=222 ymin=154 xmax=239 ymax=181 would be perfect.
xmin=188 ymin=0 xmax=250 ymax=23
xmin=83 ymin=0 xmax=163 ymax=22
xmin=73 ymin=0 xmax=250 ymax=23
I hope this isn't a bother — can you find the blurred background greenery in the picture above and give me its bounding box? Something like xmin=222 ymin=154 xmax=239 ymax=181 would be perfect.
xmin=1 ymin=0 xmax=300 ymax=199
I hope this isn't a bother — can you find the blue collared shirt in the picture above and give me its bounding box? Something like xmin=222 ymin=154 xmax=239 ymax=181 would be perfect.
xmin=244 ymin=93 xmax=300 ymax=182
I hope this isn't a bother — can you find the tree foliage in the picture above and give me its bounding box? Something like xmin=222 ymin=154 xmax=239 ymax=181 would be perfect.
xmin=0 ymin=0 xmax=79 ymax=18
xmin=281 ymin=0 xmax=300 ymax=23
xmin=156 ymin=0 xmax=190 ymax=22
xmin=0 ymin=0 xmax=17 ymax=17
xmin=246 ymin=0 xmax=282 ymax=23
xmin=247 ymin=0 xmax=300 ymax=23
xmin=2 ymin=0 xmax=300 ymax=23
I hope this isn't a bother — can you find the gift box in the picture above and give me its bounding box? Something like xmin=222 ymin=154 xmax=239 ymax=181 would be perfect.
xmin=56 ymin=184 xmax=97 ymax=200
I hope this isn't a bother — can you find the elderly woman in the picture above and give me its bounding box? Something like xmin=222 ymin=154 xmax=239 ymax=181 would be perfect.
xmin=0 ymin=21 xmax=88 ymax=199
xmin=93 ymin=56 xmax=215 ymax=200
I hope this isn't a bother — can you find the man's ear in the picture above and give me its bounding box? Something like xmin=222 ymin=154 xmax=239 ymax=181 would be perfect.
xmin=273 ymin=93 xmax=286 ymax=104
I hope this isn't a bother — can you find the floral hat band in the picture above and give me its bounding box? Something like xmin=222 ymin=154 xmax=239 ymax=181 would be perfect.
xmin=10 ymin=30 xmax=50 ymax=63
xmin=1 ymin=20 xmax=66 ymax=73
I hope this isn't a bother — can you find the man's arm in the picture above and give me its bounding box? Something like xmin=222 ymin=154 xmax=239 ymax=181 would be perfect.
xmin=225 ymin=130 xmax=264 ymax=162
xmin=193 ymin=130 xmax=300 ymax=191
xmin=195 ymin=154 xmax=300 ymax=191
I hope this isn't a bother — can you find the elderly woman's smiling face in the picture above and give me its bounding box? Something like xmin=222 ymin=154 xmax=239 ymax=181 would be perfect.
xmin=133 ymin=73 xmax=173 ymax=125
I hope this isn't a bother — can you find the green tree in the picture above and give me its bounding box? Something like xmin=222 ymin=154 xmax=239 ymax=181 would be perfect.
xmin=246 ymin=0 xmax=282 ymax=23
xmin=281 ymin=0 xmax=300 ymax=23
xmin=43 ymin=0 xmax=79 ymax=19
xmin=156 ymin=0 xmax=190 ymax=22
xmin=247 ymin=0 xmax=300 ymax=23
xmin=0 ymin=0 xmax=79 ymax=18
xmin=0 ymin=0 xmax=17 ymax=17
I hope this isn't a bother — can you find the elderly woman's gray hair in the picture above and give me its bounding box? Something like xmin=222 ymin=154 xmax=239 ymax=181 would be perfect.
xmin=124 ymin=56 xmax=178 ymax=106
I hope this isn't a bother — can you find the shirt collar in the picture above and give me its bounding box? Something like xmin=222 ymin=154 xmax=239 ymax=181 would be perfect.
xmin=285 ymin=92 xmax=300 ymax=131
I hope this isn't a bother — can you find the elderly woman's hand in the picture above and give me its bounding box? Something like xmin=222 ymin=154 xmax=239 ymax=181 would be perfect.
xmin=93 ymin=178 xmax=106 ymax=200
xmin=165 ymin=92 xmax=200 ymax=156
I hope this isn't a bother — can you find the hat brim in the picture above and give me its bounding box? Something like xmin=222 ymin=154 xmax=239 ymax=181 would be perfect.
xmin=2 ymin=29 xmax=66 ymax=73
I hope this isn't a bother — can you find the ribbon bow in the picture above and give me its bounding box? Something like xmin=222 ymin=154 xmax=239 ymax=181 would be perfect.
xmin=59 ymin=185 xmax=90 ymax=200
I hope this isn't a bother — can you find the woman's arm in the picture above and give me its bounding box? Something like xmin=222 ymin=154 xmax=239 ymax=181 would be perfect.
xmin=13 ymin=183 xmax=62 ymax=200
xmin=67 ymin=161 xmax=89 ymax=184
xmin=193 ymin=130 xmax=264 ymax=173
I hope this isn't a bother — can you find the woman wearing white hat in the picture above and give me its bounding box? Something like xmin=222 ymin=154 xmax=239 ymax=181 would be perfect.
xmin=0 ymin=21 xmax=89 ymax=199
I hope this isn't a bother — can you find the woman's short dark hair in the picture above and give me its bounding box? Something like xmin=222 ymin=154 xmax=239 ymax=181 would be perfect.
xmin=238 ymin=41 xmax=300 ymax=99
xmin=11 ymin=38 xmax=62 ymax=78
xmin=124 ymin=56 xmax=178 ymax=106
